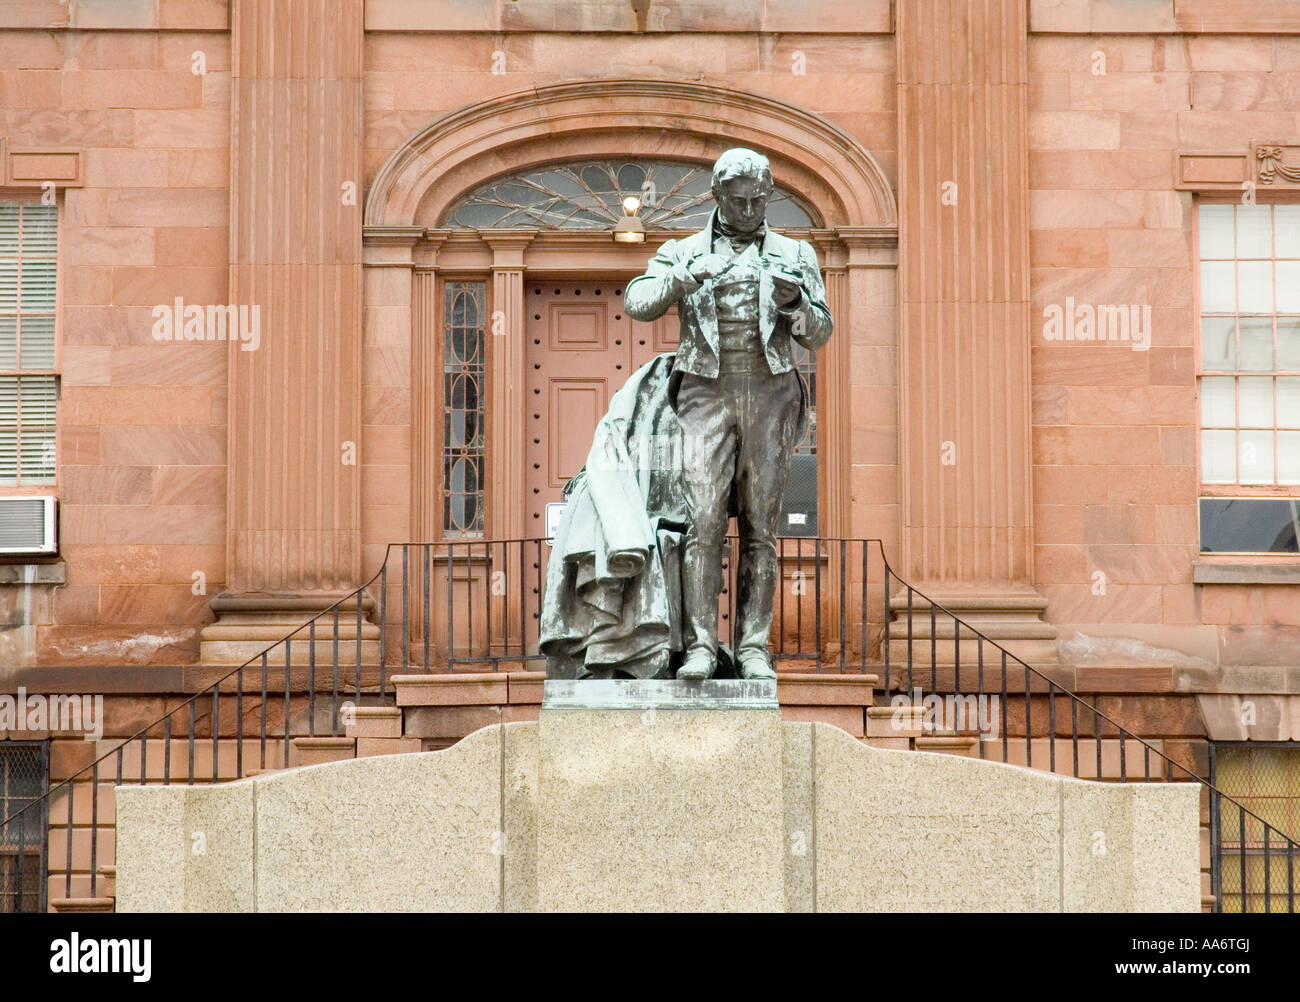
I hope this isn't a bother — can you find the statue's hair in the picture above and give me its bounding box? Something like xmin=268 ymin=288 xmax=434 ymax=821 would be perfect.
xmin=711 ymin=148 xmax=773 ymax=191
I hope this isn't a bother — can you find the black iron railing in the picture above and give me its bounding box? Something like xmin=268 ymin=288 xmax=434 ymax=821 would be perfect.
xmin=1 ymin=535 xmax=1295 ymax=913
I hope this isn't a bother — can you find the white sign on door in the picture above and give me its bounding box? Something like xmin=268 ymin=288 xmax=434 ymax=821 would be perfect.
xmin=545 ymin=502 xmax=566 ymax=544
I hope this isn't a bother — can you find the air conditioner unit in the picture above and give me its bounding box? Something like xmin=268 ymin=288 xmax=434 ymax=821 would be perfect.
xmin=0 ymin=496 xmax=57 ymax=555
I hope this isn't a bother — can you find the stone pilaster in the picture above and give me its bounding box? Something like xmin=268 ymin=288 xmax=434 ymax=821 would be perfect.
xmin=201 ymin=0 xmax=367 ymax=663
xmin=894 ymin=0 xmax=1056 ymax=665
xmin=483 ymin=231 xmax=535 ymax=541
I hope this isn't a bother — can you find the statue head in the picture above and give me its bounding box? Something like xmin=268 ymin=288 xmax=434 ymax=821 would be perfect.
xmin=711 ymin=148 xmax=773 ymax=237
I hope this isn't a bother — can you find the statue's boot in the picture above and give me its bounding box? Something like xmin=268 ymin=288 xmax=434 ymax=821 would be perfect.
xmin=734 ymin=535 xmax=779 ymax=680
xmin=678 ymin=540 xmax=722 ymax=680
xmin=737 ymin=650 xmax=777 ymax=680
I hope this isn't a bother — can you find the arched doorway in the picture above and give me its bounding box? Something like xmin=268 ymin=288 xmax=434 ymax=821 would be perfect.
xmin=362 ymin=79 xmax=897 ymax=659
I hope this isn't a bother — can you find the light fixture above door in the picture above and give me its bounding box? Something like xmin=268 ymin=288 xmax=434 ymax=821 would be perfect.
xmin=612 ymin=195 xmax=646 ymax=243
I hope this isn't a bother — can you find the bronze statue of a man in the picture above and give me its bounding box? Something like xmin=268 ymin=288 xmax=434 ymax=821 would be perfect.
xmin=624 ymin=148 xmax=833 ymax=680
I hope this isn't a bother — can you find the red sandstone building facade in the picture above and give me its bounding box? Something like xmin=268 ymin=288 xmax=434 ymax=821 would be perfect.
xmin=1 ymin=0 xmax=1300 ymax=912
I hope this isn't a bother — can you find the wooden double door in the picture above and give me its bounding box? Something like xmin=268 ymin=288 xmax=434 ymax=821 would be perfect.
xmin=524 ymin=279 xmax=678 ymax=528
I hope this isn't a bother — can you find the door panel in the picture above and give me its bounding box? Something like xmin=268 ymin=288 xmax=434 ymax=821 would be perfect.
xmin=525 ymin=281 xmax=678 ymax=528
xmin=549 ymin=379 xmax=605 ymax=487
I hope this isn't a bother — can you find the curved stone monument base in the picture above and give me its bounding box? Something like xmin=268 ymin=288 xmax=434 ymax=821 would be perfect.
xmin=116 ymin=681 xmax=1200 ymax=912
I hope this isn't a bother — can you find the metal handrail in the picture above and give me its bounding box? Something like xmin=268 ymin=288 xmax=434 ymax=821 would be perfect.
xmin=1 ymin=535 xmax=1295 ymax=913
xmin=0 ymin=546 xmax=394 ymax=907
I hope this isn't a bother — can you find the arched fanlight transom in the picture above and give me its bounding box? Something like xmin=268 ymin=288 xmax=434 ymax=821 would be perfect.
xmin=441 ymin=160 xmax=820 ymax=230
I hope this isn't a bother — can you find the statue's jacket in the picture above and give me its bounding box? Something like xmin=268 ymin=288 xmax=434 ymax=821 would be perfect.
xmin=538 ymin=354 xmax=690 ymax=678
xmin=622 ymin=209 xmax=833 ymax=378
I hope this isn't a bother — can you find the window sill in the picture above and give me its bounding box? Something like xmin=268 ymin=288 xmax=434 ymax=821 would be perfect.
xmin=0 ymin=560 xmax=65 ymax=585
xmin=1193 ymin=560 xmax=1300 ymax=585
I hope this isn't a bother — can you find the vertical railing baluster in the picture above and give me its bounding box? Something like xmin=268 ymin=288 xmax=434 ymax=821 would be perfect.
xmin=89 ymin=762 xmax=98 ymax=897
xmin=260 ymin=652 xmax=268 ymax=771
xmin=953 ymin=615 xmax=960 ymax=699
xmin=309 ymin=619 xmax=317 ymax=737
xmin=1095 ymin=702 xmax=1102 ymax=782
xmin=401 ymin=545 xmax=410 ymax=673
xmin=777 ymin=539 xmax=785 ymax=662
xmin=1023 ymin=664 xmax=1031 ymax=768
xmin=63 ymin=779 xmax=72 ymax=897
xmin=236 ymin=665 xmax=244 ymax=779
xmin=536 ymin=539 xmax=544 ymax=664
xmin=1048 ymin=687 xmax=1056 ymax=774
xmin=356 ymin=588 xmax=363 ymax=700
xmin=929 ymin=602 xmax=936 ymax=710
xmin=814 ymin=537 xmax=822 ymax=671
xmin=1239 ymin=805 xmax=1247 ymax=914
xmin=795 ymin=538 xmax=803 ymax=663
xmin=1000 ymin=651 xmax=1008 ymax=764
xmin=15 ymin=805 xmax=29 ymax=914
xmin=332 ymin=607 xmax=340 ymax=733
xmin=1071 ymin=700 xmax=1079 ymax=778
xmin=1288 ymin=841 xmax=1294 ymax=914
xmin=380 ymin=562 xmax=388 ymax=700
xmin=17 ymin=801 xmax=26 ymax=912
xmin=283 ymin=640 xmax=291 ymax=769
xmin=428 ymin=543 xmax=436 ymax=672
xmin=518 ymin=540 xmax=526 ymax=663
xmin=187 ymin=699 xmax=195 ymax=784
xmin=139 ymin=728 xmax=147 ymax=786
xmin=906 ymin=587 xmax=914 ymax=694
xmin=976 ymin=636 xmax=984 ymax=759
xmin=481 ymin=540 xmax=489 ymax=669
xmin=446 ymin=543 xmax=455 ymax=671
xmin=860 ymin=542 xmax=868 ymax=675
xmin=164 ymin=715 xmax=172 ymax=784
xmin=838 ymin=538 xmax=846 ymax=673
xmin=882 ymin=560 xmax=890 ymax=692
xmin=211 ymin=687 xmax=219 ymax=783
xmin=1264 ymin=827 xmax=1271 ymax=914
xmin=1119 ymin=727 xmax=1126 ymax=783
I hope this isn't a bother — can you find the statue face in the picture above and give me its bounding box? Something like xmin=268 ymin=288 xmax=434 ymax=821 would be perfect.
xmin=712 ymin=175 xmax=771 ymax=234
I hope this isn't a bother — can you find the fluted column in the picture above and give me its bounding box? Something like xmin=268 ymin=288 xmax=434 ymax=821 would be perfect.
xmin=202 ymin=0 xmax=366 ymax=663
xmin=484 ymin=231 xmax=534 ymax=541
xmin=895 ymin=0 xmax=1056 ymax=664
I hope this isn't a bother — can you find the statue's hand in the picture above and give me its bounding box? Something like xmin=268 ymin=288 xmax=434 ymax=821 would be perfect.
xmin=771 ymin=270 xmax=803 ymax=308
xmin=687 ymin=253 xmax=732 ymax=282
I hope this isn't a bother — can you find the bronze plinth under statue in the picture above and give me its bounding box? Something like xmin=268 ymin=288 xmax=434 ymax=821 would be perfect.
xmin=539 ymin=148 xmax=833 ymax=681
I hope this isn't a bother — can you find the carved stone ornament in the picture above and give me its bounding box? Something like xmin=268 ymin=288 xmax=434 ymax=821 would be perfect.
xmin=1255 ymin=143 xmax=1300 ymax=186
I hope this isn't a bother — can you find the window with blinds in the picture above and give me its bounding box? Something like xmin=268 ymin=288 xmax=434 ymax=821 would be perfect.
xmin=0 ymin=201 xmax=58 ymax=487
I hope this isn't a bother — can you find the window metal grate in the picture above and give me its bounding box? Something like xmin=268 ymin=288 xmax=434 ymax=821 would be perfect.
xmin=0 ymin=742 xmax=48 ymax=913
xmin=1213 ymin=743 xmax=1300 ymax=913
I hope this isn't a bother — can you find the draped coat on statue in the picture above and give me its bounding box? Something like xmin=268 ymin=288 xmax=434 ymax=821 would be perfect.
xmin=538 ymin=353 xmax=690 ymax=679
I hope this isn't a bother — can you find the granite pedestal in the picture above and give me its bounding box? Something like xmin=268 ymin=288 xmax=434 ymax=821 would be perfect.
xmin=536 ymin=679 xmax=785 ymax=911
xmin=116 ymin=680 xmax=1202 ymax=912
